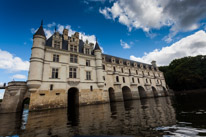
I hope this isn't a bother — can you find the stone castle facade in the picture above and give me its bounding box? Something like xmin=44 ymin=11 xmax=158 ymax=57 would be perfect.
xmin=0 ymin=22 xmax=168 ymax=113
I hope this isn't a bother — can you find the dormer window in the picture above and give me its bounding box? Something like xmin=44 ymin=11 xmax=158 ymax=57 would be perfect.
xmin=54 ymin=41 xmax=60 ymax=49
xmin=140 ymin=64 xmax=143 ymax=69
xmin=134 ymin=63 xmax=137 ymax=67
xmin=111 ymin=57 xmax=115 ymax=63
xmin=86 ymin=48 xmax=90 ymax=55
xmin=119 ymin=59 xmax=123 ymax=65
xmin=102 ymin=56 xmax=105 ymax=61
xmin=127 ymin=61 xmax=130 ymax=66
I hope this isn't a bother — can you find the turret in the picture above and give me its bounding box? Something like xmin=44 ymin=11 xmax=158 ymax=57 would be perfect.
xmin=27 ymin=20 xmax=46 ymax=92
xmin=94 ymin=41 xmax=104 ymax=87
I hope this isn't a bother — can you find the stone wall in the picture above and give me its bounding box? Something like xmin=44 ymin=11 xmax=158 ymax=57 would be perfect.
xmin=0 ymin=81 xmax=28 ymax=113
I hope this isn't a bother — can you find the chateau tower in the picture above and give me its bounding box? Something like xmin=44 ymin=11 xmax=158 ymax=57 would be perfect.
xmin=94 ymin=41 xmax=104 ymax=88
xmin=27 ymin=21 xmax=46 ymax=92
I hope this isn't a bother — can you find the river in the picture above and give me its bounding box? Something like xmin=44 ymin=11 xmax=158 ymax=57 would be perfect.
xmin=0 ymin=94 xmax=206 ymax=137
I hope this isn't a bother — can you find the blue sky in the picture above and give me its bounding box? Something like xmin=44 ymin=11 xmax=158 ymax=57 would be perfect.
xmin=1 ymin=0 xmax=206 ymax=98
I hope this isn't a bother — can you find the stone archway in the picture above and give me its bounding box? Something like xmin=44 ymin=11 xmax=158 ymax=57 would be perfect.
xmin=68 ymin=87 xmax=79 ymax=109
xmin=122 ymin=86 xmax=132 ymax=101
xmin=21 ymin=97 xmax=30 ymax=112
xmin=138 ymin=86 xmax=147 ymax=99
xmin=152 ymin=86 xmax=158 ymax=98
xmin=163 ymin=87 xmax=169 ymax=96
xmin=108 ymin=87 xmax=116 ymax=102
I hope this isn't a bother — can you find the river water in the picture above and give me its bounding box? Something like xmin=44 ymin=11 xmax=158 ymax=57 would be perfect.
xmin=1 ymin=94 xmax=206 ymax=137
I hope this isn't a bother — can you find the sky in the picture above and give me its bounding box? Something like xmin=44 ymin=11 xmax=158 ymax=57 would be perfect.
xmin=0 ymin=0 xmax=206 ymax=98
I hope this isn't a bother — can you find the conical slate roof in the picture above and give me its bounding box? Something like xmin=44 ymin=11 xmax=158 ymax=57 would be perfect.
xmin=34 ymin=21 xmax=46 ymax=37
xmin=94 ymin=41 xmax=101 ymax=50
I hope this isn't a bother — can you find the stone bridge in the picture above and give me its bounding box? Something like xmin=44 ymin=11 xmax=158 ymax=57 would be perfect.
xmin=0 ymin=81 xmax=29 ymax=113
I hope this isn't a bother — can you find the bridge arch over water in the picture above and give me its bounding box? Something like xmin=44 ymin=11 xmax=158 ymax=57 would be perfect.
xmin=122 ymin=86 xmax=132 ymax=101
xmin=68 ymin=87 xmax=79 ymax=109
xmin=152 ymin=86 xmax=158 ymax=98
xmin=163 ymin=86 xmax=168 ymax=96
xmin=108 ymin=87 xmax=116 ymax=102
xmin=138 ymin=86 xmax=147 ymax=99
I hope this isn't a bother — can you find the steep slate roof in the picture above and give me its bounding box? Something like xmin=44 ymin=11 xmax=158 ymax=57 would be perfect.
xmin=94 ymin=42 xmax=101 ymax=50
xmin=34 ymin=25 xmax=46 ymax=37
xmin=45 ymin=32 xmax=155 ymax=69
xmin=102 ymin=53 xmax=153 ymax=68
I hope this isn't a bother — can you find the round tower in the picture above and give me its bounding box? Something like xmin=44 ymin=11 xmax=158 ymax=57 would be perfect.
xmin=27 ymin=21 xmax=46 ymax=92
xmin=94 ymin=41 xmax=104 ymax=88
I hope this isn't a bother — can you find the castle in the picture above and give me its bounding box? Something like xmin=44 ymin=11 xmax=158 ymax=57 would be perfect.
xmin=0 ymin=22 xmax=168 ymax=113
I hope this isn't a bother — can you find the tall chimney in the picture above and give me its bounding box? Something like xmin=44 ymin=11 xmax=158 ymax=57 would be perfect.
xmin=63 ymin=29 xmax=68 ymax=40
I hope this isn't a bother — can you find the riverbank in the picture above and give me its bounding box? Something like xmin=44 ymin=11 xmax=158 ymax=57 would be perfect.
xmin=174 ymin=88 xmax=206 ymax=95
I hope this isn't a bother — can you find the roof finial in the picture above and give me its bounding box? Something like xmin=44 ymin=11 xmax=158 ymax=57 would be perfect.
xmin=41 ymin=20 xmax=43 ymax=26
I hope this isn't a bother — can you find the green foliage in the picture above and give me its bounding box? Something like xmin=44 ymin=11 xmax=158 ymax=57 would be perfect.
xmin=159 ymin=55 xmax=206 ymax=91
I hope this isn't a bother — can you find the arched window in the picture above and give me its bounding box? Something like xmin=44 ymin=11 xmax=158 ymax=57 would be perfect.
xmin=116 ymin=76 xmax=119 ymax=82
xmin=121 ymin=68 xmax=124 ymax=73
xmin=136 ymin=70 xmax=138 ymax=74
xmin=113 ymin=66 xmax=116 ymax=72
xmin=129 ymin=69 xmax=131 ymax=74
xmin=132 ymin=77 xmax=134 ymax=83
xmin=138 ymin=78 xmax=140 ymax=83
xmin=123 ymin=77 xmax=125 ymax=83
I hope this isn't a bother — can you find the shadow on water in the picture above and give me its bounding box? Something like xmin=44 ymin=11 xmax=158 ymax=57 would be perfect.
xmin=2 ymin=95 xmax=206 ymax=136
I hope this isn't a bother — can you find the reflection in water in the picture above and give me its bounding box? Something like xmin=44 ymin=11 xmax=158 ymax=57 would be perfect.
xmin=1 ymin=96 xmax=206 ymax=137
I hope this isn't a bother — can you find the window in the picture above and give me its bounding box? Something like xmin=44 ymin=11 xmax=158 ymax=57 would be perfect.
xmin=54 ymin=41 xmax=60 ymax=49
xmin=116 ymin=76 xmax=119 ymax=82
xmin=52 ymin=68 xmax=58 ymax=79
xmin=129 ymin=69 xmax=131 ymax=74
xmin=74 ymin=46 xmax=77 ymax=52
xmin=50 ymin=84 xmax=53 ymax=90
xmin=86 ymin=49 xmax=90 ymax=54
xmin=132 ymin=77 xmax=134 ymax=83
xmin=150 ymin=79 xmax=152 ymax=84
xmin=86 ymin=60 xmax=90 ymax=66
xmin=138 ymin=78 xmax=140 ymax=83
xmin=103 ymin=65 xmax=105 ymax=70
xmin=70 ymin=54 xmax=78 ymax=63
xmin=121 ymin=68 xmax=124 ymax=73
xmin=148 ymin=72 xmax=150 ymax=76
xmin=123 ymin=77 xmax=125 ymax=83
xmin=53 ymin=54 xmax=59 ymax=62
xmin=136 ymin=70 xmax=138 ymax=75
xmin=113 ymin=66 xmax=116 ymax=72
xmin=103 ymin=76 xmax=105 ymax=81
xmin=70 ymin=45 xmax=77 ymax=52
xmin=146 ymin=79 xmax=148 ymax=83
xmin=86 ymin=71 xmax=91 ymax=80
xmin=90 ymin=86 xmax=93 ymax=91
xmin=157 ymin=80 xmax=159 ymax=84
xmin=69 ymin=67 xmax=77 ymax=78
xmin=142 ymin=71 xmax=144 ymax=76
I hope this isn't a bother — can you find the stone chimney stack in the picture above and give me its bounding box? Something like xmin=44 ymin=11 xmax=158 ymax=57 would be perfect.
xmin=151 ymin=60 xmax=157 ymax=67
xmin=74 ymin=32 xmax=79 ymax=39
xmin=63 ymin=28 xmax=68 ymax=40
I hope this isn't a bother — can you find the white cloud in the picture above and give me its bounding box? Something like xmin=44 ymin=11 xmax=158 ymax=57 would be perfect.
xmin=32 ymin=22 xmax=96 ymax=44
xmin=0 ymin=89 xmax=5 ymax=99
xmin=120 ymin=39 xmax=131 ymax=49
xmin=0 ymin=82 xmax=3 ymax=87
xmin=130 ymin=30 xmax=206 ymax=66
xmin=0 ymin=49 xmax=30 ymax=72
xmin=100 ymin=0 xmax=206 ymax=41
xmin=11 ymin=74 xmax=27 ymax=80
